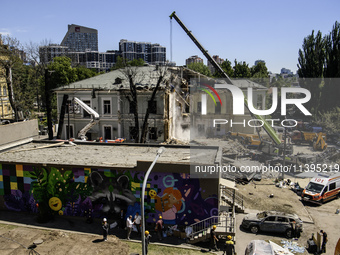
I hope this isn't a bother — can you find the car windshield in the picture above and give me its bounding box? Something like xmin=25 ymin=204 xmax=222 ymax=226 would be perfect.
xmin=256 ymin=212 xmax=267 ymax=219
xmin=306 ymin=182 xmax=324 ymax=193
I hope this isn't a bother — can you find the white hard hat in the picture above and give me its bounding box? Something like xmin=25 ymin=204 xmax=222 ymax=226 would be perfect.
xmin=103 ymin=218 xmax=107 ymax=221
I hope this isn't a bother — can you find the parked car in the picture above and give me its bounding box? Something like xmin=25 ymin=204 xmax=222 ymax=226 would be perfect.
xmin=241 ymin=211 xmax=303 ymax=238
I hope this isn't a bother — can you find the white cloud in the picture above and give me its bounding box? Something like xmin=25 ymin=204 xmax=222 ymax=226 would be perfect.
xmin=15 ymin=29 xmax=28 ymax=33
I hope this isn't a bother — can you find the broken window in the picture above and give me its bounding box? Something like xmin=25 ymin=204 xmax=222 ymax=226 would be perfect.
xmin=148 ymin=127 xmax=157 ymax=140
xmin=197 ymin=102 xmax=202 ymax=113
xmin=198 ymin=124 xmax=205 ymax=133
xmin=129 ymin=126 xmax=138 ymax=141
xmin=215 ymin=103 xmax=221 ymax=114
xmin=82 ymin=100 xmax=91 ymax=118
xmin=257 ymin=94 xmax=263 ymax=110
xmin=129 ymin=101 xmax=136 ymax=114
xmin=103 ymin=100 xmax=111 ymax=114
xmin=65 ymin=124 xmax=74 ymax=139
xmin=148 ymin=100 xmax=157 ymax=114
xmin=66 ymin=100 xmax=74 ymax=114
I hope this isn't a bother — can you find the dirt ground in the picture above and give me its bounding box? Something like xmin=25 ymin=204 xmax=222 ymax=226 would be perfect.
xmin=235 ymin=176 xmax=340 ymax=255
xmin=0 ymin=223 xmax=129 ymax=255
xmin=1 ymin=139 xmax=340 ymax=254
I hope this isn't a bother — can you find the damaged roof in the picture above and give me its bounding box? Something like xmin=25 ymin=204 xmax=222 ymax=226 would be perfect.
xmin=54 ymin=66 xmax=172 ymax=91
xmin=0 ymin=141 xmax=219 ymax=169
xmin=54 ymin=65 xmax=266 ymax=92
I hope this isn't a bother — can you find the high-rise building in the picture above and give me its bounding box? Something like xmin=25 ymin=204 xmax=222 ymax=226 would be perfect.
xmin=39 ymin=44 xmax=68 ymax=63
xmin=119 ymin=40 xmax=166 ymax=65
xmin=61 ymin=24 xmax=98 ymax=52
xmin=185 ymin=55 xmax=203 ymax=66
xmin=281 ymin=68 xmax=293 ymax=75
xmin=207 ymin=55 xmax=224 ymax=74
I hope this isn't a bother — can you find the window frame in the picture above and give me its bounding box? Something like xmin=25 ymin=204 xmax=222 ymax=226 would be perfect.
xmin=102 ymin=98 xmax=112 ymax=115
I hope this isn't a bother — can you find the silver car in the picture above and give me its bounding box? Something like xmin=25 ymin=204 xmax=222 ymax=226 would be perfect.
xmin=241 ymin=211 xmax=303 ymax=238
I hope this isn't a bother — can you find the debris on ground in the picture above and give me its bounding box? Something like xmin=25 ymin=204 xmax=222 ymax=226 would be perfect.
xmin=162 ymin=138 xmax=189 ymax=145
xmin=280 ymin=240 xmax=306 ymax=253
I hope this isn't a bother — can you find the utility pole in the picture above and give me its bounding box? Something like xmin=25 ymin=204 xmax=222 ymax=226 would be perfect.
xmin=44 ymin=69 xmax=53 ymax=140
xmin=281 ymin=125 xmax=287 ymax=180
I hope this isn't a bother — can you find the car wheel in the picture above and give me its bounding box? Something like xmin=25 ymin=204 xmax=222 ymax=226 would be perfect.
xmin=285 ymin=229 xmax=292 ymax=238
xmin=250 ymin=225 xmax=259 ymax=234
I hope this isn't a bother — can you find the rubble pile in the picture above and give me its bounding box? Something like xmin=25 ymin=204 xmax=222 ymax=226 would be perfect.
xmin=320 ymin=147 xmax=340 ymax=164
xmin=221 ymin=138 xmax=250 ymax=158
xmin=162 ymin=138 xmax=189 ymax=145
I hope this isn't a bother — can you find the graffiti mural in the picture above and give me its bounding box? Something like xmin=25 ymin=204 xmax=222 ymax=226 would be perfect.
xmin=0 ymin=163 xmax=218 ymax=226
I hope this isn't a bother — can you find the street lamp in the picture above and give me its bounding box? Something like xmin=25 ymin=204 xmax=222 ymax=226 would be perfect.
xmin=141 ymin=147 xmax=165 ymax=255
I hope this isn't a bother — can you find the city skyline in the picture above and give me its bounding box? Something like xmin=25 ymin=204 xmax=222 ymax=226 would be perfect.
xmin=1 ymin=0 xmax=340 ymax=74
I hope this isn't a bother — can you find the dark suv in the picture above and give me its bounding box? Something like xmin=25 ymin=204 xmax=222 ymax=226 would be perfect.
xmin=241 ymin=211 xmax=303 ymax=238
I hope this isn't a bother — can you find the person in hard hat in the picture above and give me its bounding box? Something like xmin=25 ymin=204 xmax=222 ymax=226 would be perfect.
xmin=208 ymin=225 xmax=219 ymax=251
xmin=145 ymin=230 xmax=152 ymax=254
xmin=223 ymin=235 xmax=235 ymax=255
xmin=155 ymin=216 xmax=164 ymax=241
xmin=102 ymin=218 xmax=109 ymax=241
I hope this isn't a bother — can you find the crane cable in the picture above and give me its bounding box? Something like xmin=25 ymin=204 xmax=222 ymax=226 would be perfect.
xmin=170 ymin=18 xmax=173 ymax=63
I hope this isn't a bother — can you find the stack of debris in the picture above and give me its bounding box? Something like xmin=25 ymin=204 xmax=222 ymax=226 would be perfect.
xmin=162 ymin=138 xmax=189 ymax=145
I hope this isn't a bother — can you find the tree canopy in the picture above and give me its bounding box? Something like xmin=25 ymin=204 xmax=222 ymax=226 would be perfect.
xmin=187 ymin=62 xmax=212 ymax=76
xmin=297 ymin=21 xmax=340 ymax=114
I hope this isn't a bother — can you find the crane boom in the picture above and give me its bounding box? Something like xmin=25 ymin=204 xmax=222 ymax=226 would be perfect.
xmin=170 ymin=11 xmax=233 ymax=85
xmin=74 ymin=97 xmax=99 ymax=140
xmin=170 ymin=11 xmax=283 ymax=147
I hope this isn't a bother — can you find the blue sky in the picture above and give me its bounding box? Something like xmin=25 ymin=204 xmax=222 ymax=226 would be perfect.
xmin=1 ymin=0 xmax=339 ymax=74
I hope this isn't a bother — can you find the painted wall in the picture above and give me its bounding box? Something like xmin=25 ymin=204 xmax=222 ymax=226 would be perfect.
xmin=0 ymin=163 xmax=218 ymax=227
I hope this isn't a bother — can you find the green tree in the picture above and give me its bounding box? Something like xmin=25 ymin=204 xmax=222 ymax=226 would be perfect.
xmin=233 ymin=60 xmax=251 ymax=78
xmin=219 ymin=59 xmax=234 ymax=77
xmin=0 ymin=35 xmax=24 ymax=120
xmin=47 ymin=56 xmax=77 ymax=88
xmin=75 ymin=66 xmax=100 ymax=80
xmin=321 ymin=21 xmax=340 ymax=111
xmin=187 ymin=62 xmax=211 ymax=77
xmin=297 ymin=30 xmax=325 ymax=114
xmin=120 ymin=66 xmax=168 ymax=143
xmin=251 ymin=62 xmax=269 ymax=78
xmin=111 ymin=56 xmax=145 ymax=70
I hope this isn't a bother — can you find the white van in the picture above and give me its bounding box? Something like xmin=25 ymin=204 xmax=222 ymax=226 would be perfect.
xmin=301 ymin=172 xmax=340 ymax=204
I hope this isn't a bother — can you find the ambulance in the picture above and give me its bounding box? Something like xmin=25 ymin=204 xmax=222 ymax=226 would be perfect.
xmin=301 ymin=172 xmax=340 ymax=204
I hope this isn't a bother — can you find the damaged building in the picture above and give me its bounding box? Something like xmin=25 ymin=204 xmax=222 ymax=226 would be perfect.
xmin=54 ymin=65 xmax=268 ymax=142
xmin=0 ymin=140 xmax=227 ymax=230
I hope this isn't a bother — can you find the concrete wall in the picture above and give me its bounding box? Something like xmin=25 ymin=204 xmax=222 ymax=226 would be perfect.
xmin=0 ymin=120 xmax=39 ymax=146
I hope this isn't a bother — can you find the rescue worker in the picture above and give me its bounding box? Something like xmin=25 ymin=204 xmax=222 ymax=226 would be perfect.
xmin=320 ymin=230 xmax=328 ymax=253
xmin=102 ymin=218 xmax=109 ymax=241
xmin=223 ymin=235 xmax=235 ymax=255
xmin=145 ymin=230 xmax=152 ymax=254
xmin=155 ymin=216 xmax=163 ymax=241
xmin=208 ymin=225 xmax=219 ymax=251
